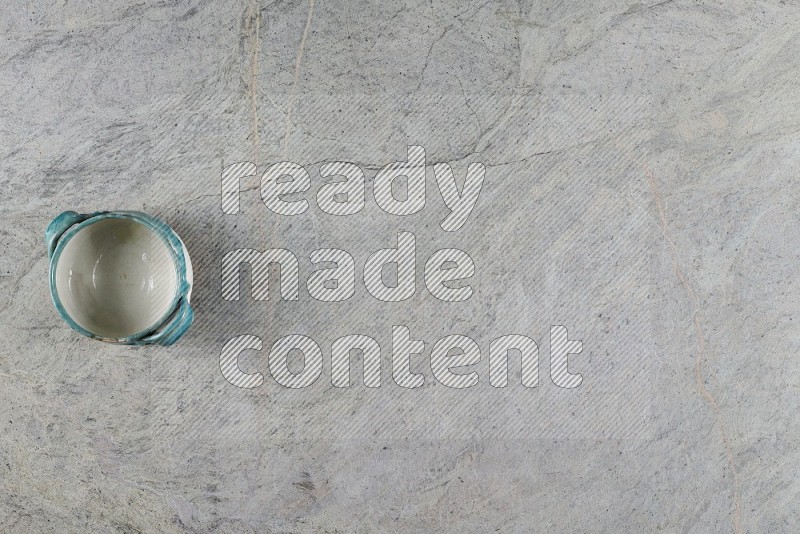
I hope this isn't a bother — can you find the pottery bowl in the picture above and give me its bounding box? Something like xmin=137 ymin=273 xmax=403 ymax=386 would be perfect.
xmin=46 ymin=211 xmax=193 ymax=345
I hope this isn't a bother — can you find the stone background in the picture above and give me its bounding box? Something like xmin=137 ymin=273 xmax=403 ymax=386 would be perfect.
xmin=1 ymin=0 xmax=798 ymax=532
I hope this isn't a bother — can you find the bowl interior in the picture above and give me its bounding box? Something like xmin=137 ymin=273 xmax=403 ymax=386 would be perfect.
xmin=54 ymin=218 xmax=178 ymax=339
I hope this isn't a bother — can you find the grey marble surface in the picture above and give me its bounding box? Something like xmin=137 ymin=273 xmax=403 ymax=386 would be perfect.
xmin=1 ymin=0 xmax=799 ymax=532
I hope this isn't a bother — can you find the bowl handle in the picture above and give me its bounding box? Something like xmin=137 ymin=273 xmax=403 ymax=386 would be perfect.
xmin=140 ymin=298 xmax=194 ymax=346
xmin=46 ymin=211 xmax=91 ymax=258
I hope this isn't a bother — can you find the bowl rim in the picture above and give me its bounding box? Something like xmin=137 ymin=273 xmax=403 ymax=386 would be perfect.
xmin=48 ymin=211 xmax=191 ymax=343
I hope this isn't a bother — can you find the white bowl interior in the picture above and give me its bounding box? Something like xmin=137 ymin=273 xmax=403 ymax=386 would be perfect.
xmin=54 ymin=218 xmax=178 ymax=339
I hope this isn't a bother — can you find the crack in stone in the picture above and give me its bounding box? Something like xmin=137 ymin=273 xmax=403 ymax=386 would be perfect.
xmin=647 ymin=167 xmax=743 ymax=534
xmin=281 ymin=0 xmax=316 ymax=158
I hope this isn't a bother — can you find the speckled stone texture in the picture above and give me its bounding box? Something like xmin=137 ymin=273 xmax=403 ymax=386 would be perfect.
xmin=1 ymin=0 xmax=799 ymax=532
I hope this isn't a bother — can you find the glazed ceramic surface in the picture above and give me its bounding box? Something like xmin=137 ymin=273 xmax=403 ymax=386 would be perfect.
xmin=46 ymin=211 xmax=193 ymax=345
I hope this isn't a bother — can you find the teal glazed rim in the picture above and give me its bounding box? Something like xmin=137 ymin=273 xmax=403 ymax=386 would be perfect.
xmin=46 ymin=210 xmax=193 ymax=346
